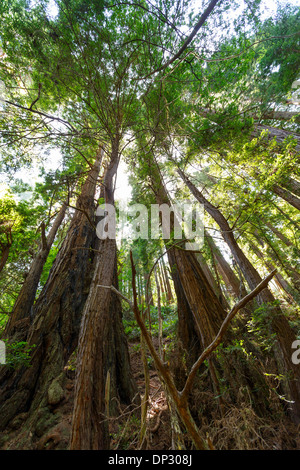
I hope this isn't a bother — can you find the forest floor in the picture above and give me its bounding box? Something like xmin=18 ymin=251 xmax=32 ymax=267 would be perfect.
xmin=1 ymin=335 xmax=300 ymax=450
xmin=0 ymin=337 xmax=173 ymax=451
xmin=119 ymin=338 xmax=173 ymax=451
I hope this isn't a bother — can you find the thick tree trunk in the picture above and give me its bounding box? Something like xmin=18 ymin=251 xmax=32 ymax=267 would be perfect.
xmin=0 ymin=151 xmax=102 ymax=433
xmin=71 ymin=237 xmax=137 ymax=449
xmin=178 ymin=167 xmax=300 ymax=423
xmin=147 ymin=158 xmax=273 ymax=416
xmin=70 ymin=137 xmax=138 ymax=450
xmin=4 ymin=202 xmax=67 ymax=339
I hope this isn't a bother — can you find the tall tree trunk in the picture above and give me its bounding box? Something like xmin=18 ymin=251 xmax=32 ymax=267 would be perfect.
xmin=195 ymin=250 xmax=230 ymax=309
xmin=271 ymin=184 xmax=300 ymax=211
xmin=279 ymin=177 xmax=300 ymax=198
xmin=264 ymin=219 xmax=299 ymax=250
xmin=147 ymin=157 xmax=273 ymax=415
xmin=249 ymin=239 xmax=297 ymax=305
xmin=205 ymin=232 xmax=248 ymax=300
xmin=178 ymin=167 xmax=300 ymax=423
xmin=157 ymin=262 xmax=166 ymax=299
xmin=160 ymin=255 xmax=174 ymax=303
xmin=144 ymin=272 xmax=154 ymax=308
xmin=253 ymin=234 xmax=300 ymax=296
xmin=70 ymin=137 xmax=138 ymax=450
xmin=4 ymin=202 xmax=67 ymax=339
xmin=0 ymin=151 xmax=102 ymax=434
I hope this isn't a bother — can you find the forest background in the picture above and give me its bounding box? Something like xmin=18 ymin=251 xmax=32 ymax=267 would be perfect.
xmin=0 ymin=0 xmax=299 ymax=451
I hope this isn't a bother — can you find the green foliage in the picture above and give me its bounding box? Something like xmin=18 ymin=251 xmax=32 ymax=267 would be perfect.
xmin=2 ymin=340 xmax=35 ymax=370
xmin=110 ymin=414 xmax=141 ymax=450
xmin=247 ymin=302 xmax=280 ymax=351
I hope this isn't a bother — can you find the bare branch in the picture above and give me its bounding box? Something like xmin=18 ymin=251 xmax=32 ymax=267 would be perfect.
xmin=181 ymin=269 xmax=277 ymax=400
xmin=141 ymin=0 xmax=220 ymax=79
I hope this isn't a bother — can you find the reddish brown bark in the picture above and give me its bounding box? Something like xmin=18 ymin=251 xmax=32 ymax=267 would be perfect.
xmin=147 ymin=158 xmax=272 ymax=418
xmin=0 ymin=227 xmax=12 ymax=274
xmin=70 ymin=138 xmax=138 ymax=450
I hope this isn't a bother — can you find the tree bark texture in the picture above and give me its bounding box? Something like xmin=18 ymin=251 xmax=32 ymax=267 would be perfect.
xmin=70 ymin=138 xmax=138 ymax=450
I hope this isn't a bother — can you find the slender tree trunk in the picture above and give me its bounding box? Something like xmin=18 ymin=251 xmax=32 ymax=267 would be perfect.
xmin=271 ymin=201 xmax=300 ymax=230
xmin=254 ymin=230 xmax=300 ymax=293
xmin=154 ymin=268 xmax=163 ymax=360
xmin=264 ymin=219 xmax=299 ymax=249
xmin=160 ymin=255 xmax=174 ymax=303
xmin=0 ymin=246 xmax=10 ymax=273
xmin=0 ymin=231 xmax=12 ymax=274
xmin=70 ymin=137 xmax=138 ymax=450
xmin=206 ymin=232 xmax=248 ymax=300
xmin=157 ymin=262 xmax=166 ymax=298
xmin=195 ymin=250 xmax=229 ymax=309
xmin=4 ymin=202 xmax=67 ymax=339
xmin=178 ymin=167 xmax=300 ymax=423
xmin=271 ymin=184 xmax=300 ymax=211
xmin=249 ymin=240 xmax=297 ymax=304
xmin=144 ymin=272 xmax=154 ymax=308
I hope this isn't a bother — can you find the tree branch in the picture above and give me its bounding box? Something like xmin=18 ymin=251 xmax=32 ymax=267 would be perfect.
xmin=141 ymin=0 xmax=220 ymax=79
xmin=180 ymin=268 xmax=277 ymax=400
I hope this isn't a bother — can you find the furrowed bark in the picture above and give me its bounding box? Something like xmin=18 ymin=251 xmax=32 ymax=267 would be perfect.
xmin=70 ymin=138 xmax=138 ymax=450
